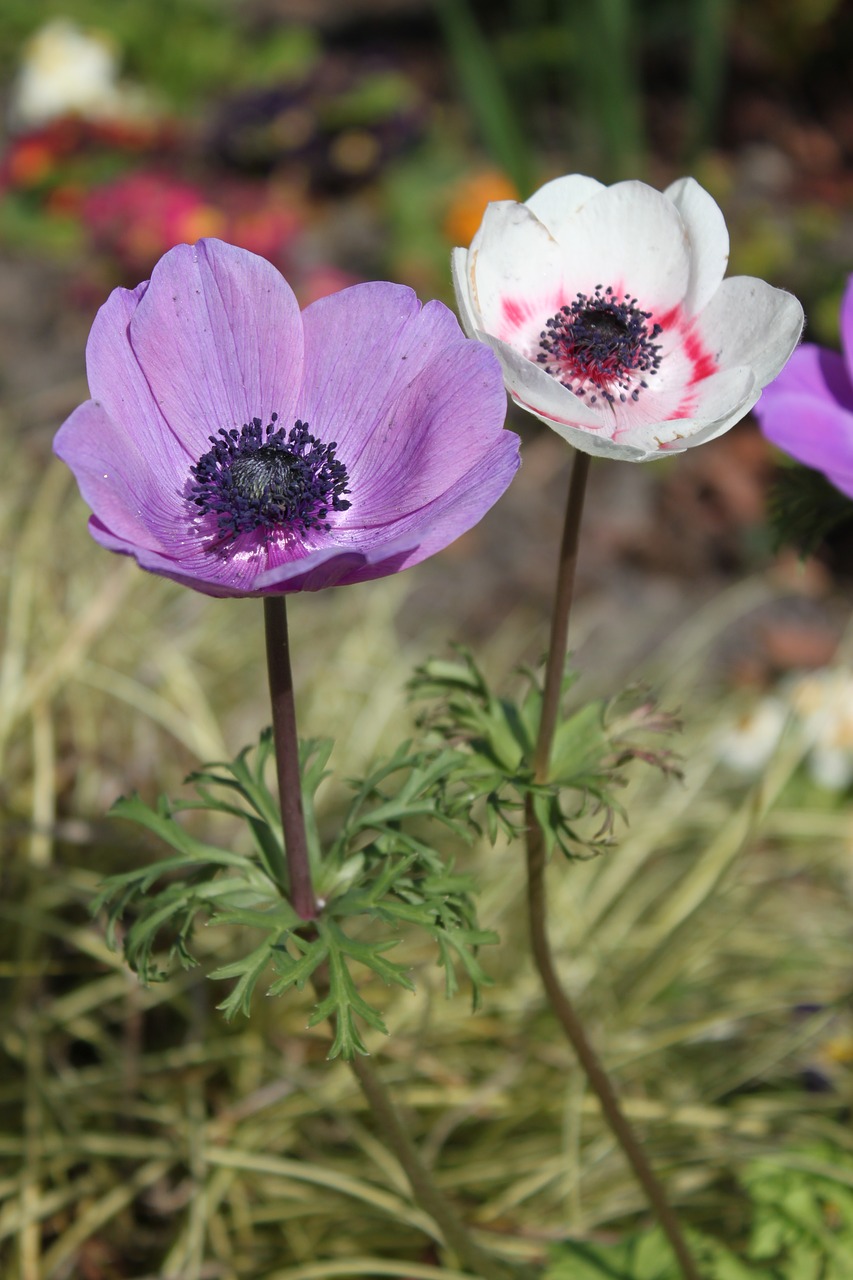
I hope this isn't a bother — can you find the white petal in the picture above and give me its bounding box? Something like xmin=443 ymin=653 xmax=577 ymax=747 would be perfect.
xmin=809 ymin=745 xmax=853 ymax=791
xmin=467 ymin=200 xmax=568 ymax=346
xmin=549 ymin=180 xmax=692 ymax=315
xmin=612 ymin=365 xmax=760 ymax=455
xmin=664 ymin=177 xmax=730 ymax=314
xmin=478 ymin=332 xmax=606 ymax=428
xmin=524 ymin=174 xmax=606 ymax=238
xmin=696 ymin=276 xmax=805 ymax=387
xmin=451 ymin=245 xmax=480 ymax=337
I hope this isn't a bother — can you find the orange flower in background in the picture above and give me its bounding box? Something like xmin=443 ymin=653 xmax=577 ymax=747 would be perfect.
xmin=443 ymin=169 xmax=519 ymax=248
xmin=5 ymin=137 xmax=54 ymax=187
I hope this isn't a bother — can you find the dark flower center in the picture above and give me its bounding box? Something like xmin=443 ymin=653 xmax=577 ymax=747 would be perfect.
xmin=188 ymin=415 xmax=351 ymax=542
xmin=536 ymin=285 xmax=663 ymax=404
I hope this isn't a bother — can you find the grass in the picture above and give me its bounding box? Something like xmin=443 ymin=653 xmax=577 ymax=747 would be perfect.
xmin=2 ymin=390 xmax=853 ymax=1279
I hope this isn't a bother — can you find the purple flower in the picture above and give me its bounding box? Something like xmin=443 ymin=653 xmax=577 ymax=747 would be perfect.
xmin=55 ymin=239 xmax=520 ymax=596
xmin=755 ymin=274 xmax=853 ymax=499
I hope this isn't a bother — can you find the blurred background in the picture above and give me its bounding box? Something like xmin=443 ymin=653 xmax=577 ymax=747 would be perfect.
xmin=2 ymin=1 xmax=853 ymax=1276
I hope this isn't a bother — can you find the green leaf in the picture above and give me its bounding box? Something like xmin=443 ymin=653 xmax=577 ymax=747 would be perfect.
xmin=109 ymin=794 xmax=266 ymax=876
xmin=433 ymin=0 xmax=534 ymax=195
xmin=310 ymin=927 xmax=389 ymax=1058
xmin=549 ymin=700 xmax=608 ymax=783
xmin=267 ymin=933 xmax=328 ymax=998
xmin=546 ymin=1227 xmax=682 ymax=1280
xmin=96 ymin=723 xmax=500 ymax=1048
xmin=211 ymin=936 xmax=283 ymax=1020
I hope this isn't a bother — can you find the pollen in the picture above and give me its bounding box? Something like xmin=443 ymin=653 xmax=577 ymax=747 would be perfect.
xmin=187 ymin=415 xmax=351 ymax=543
xmin=536 ymin=286 xmax=663 ymax=404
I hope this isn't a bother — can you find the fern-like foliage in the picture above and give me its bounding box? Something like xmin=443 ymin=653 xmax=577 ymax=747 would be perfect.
xmin=93 ymin=730 xmax=495 ymax=1058
xmin=410 ymin=647 xmax=681 ymax=860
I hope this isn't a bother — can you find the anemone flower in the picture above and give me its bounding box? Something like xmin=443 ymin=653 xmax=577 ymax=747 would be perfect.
xmin=55 ymin=238 xmax=519 ymax=596
xmin=755 ymin=274 xmax=853 ymax=499
xmin=452 ymin=174 xmax=804 ymax=462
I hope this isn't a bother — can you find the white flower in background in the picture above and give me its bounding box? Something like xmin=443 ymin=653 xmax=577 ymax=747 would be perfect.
xmin=452 ymin=174 xmax=804 ymax=462
xmin=789 ymin=669 xmax=853 ymax=791
xmin=9 ymin=18 xmax=150 ymax=130
xmin=715 ymin=697 xmax=789 ymax=776
xmin=717 ymin=668 xmax=853 ymax=791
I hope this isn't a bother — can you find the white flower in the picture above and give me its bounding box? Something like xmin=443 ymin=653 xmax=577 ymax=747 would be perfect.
xmin=9 ymin=19 xmax=151 ymax=130
xmin=789 ymin=670 xmax=853 ymax=791
xmin=715 ymin=697 xmax=788 ymax=776
xmin=452 ymin=174 xmax=804 ymax=462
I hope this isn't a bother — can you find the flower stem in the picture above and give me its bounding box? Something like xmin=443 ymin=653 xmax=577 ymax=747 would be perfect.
xmin=349 ymin=1052 xmax=518 ymax=1280
xmin=525 ymin=452 xmax=702 ymax=1280
xmin=310 ymin=964 xmax=517 ymax=1280
xmin=263 ymin=595 xmax=317 ymax=921
xmin=532 ymin=449 xmax=591 ymax=784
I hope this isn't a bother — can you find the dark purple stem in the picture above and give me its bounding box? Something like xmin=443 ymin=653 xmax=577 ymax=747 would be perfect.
xmin=263 ymin=595 xmax=317 ymax=921
xmin=533 ymin=449 xmax=591 ymax=783
xmin=525 ymin=451 xmax=702 ymax=1280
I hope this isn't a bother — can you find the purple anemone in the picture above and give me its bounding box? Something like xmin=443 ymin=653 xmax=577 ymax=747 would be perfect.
xmin=755 ymin=274 xmax=853 ymax=499
xmin=55 ymin=239 xmax=520 ymax=596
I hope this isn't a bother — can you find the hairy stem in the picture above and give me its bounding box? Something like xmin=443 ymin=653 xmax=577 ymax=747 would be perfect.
xmin=525 ymin=452 xmax=702 ymax=1280
xmin=263 ymin=595 xmax=317 ymax=921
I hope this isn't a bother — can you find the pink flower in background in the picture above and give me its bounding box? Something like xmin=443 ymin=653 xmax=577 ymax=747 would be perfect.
xmin=82 ymin=170 xmax=306 ymax=278
xmin=54 ymin=239 xmax=519 ymax=596
xmin=755 ymin=274 xmax=853 ymax=498
xmin=453 ymin=174 xmax=804 ymax=462
xmin=297 ymin=264 xmax=361 ymax=307
xmin=83 ymin=172 xmax=224 ymax=274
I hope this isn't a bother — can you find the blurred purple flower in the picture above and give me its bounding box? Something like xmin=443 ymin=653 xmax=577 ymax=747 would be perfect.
xmin=55 ymin=239 xmax=519 ymax=596
xmin=209 ymin=56 xmax=426 ymax=194
xmin=755 ymin=275 xmax=853 ymax=498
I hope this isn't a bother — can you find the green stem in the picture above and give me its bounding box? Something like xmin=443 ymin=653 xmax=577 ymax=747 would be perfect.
xmin=310 ymin=964 xmax=516 ymax=1280
xmin=525 ymin=452 xmax=702 ymax=1280
xmin=349 ymin=1053 xmax=517 ymax=1280
xmin=263 ymin=595 xmax=317 ymax=921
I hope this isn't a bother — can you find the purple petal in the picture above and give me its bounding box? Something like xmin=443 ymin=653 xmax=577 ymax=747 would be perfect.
xmin=297 ymin=283 xmax=466 ymax=464
xmin=126 ymin=239 xmax=304 ymax=458
xmin=343 ymin=336 xmax=510 ymax=524
xmin=87 ymin=517 xmax=259 ymax=597
xmin=758 ymin=344 xmax=853 ymax=413
xmin=253 ymin=431 xmax=520 ymax=590
xmin=756 ymin=392 xmax=853 ymax=497
xmin=85 ymin=281 xmax=192 ymax=472
xmin=257 ymin=544 xmax=414 ymax=593
xmin=840 ymin=275 xmax=853 ymax=387
xmin=54 ymin=400 xmax=171 ymax=549
xmin=326 ymin=432 xmax=520 ymax=556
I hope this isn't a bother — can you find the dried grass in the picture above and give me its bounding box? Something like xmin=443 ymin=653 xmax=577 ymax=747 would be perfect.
xmin=2 ymin=407 xmax=852 ymax=1278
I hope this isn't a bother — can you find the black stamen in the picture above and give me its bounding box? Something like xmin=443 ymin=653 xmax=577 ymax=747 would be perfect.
xmin=187 ymin=416 xmax=351 ymax=544
xmin=537 ymin=286 xmax=663 ymax=405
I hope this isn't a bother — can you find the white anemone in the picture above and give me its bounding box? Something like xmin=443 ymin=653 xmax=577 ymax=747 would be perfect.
xmin=452 ymin=175 xmax=805 ymax=462
xmin=10 ymin=19 xmax=152 ymax=130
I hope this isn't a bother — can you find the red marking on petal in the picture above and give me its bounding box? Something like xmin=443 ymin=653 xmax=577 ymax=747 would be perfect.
xmin=683 ymin=328 xmax=717 ymax=384
xmin=656 ymin=305 xmax=682 ymax=330
xmin=502 ymin=298 xmax=527 ymax=329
